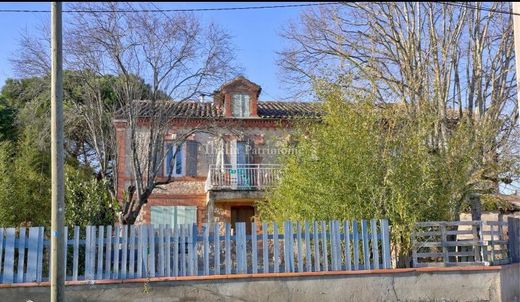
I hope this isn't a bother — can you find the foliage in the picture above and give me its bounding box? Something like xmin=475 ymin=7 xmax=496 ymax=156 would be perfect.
xmin=0 ymin=127 xmax=51 ymax=227
xmin=258 ymin=85 xmax=507 ymax=262
xmin=64 ymin=164 xmax=119 ymax=227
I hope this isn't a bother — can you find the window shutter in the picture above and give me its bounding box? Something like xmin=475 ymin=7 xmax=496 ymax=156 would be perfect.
xmin=242 ymin=94 xmax=250 ymax=117
xmin=174 ymin=144 xmax=184 ymax=176
xmin=232 ymin=94 xmax=242 ymax=116
xmin=165 ymin=144 xmax=173 ymax=177
xmin=186 ymin=141 xmax=198 ymax=176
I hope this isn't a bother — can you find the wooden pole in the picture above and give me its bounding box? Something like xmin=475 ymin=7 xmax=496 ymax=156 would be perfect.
xmin=50 ymin=2 xmax=65 ymax=301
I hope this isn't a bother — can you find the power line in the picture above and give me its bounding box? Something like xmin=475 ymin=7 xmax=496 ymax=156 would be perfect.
xmin=0 ymin=2 xmax=341 ymax=13
xmin=439 ymin=2 xmax=519 ymax=17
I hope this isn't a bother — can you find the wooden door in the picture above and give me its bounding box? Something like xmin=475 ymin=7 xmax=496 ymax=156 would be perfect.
xmin=231 ymin=206 xmax=255 ymax=234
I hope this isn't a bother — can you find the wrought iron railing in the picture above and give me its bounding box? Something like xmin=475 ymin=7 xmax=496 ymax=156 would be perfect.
xmin=205 ymin=164 xmax=281 ymax=191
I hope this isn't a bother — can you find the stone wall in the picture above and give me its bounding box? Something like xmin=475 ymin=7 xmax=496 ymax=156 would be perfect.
xmin=2 ymin=265 xmax=518 ymax=302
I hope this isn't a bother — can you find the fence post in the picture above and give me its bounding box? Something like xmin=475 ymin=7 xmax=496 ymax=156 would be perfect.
xmin=508 ymin=217 xmax=520 ymax=263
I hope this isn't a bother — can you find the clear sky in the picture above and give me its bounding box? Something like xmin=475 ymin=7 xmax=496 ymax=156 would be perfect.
xmin=0 ymin=2 xmax=310 ymax=100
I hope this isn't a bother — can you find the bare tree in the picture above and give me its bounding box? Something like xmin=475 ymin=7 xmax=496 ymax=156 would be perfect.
xmin=279 ymin=2 xmax=519 ymax=198
xmin=13 ymin=2 xmax=237 ymax=224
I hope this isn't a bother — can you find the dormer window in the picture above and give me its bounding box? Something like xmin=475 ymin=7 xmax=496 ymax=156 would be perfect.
xmin=232 ymin=93 xmax=250 ymax=117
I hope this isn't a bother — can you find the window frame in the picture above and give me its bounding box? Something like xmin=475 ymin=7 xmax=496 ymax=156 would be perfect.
xmin=231 ymin=93 xmax=250 ymax=117
xmin=164 ymin=142 xmax=186 ymax=177
xmin=150 ymin=205 xmax=197 ymax=226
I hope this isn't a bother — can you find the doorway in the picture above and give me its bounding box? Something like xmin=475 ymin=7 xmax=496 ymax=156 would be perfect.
xmin=230 ymin=205 xmax=255 ymax=234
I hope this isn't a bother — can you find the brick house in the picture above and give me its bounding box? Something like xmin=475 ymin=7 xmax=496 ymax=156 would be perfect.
xmin=114 ymin=76 xmax=318 ymax=231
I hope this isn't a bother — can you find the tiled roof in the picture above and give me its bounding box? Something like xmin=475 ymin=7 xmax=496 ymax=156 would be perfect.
xmin=115 ymin=100 xmax=321 ymax=119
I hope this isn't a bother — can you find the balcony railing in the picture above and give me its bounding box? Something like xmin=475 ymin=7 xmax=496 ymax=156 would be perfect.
xmin=205 ymin=164 xmax=281 ymax=191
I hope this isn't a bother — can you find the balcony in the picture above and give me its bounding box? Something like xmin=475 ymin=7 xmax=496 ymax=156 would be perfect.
xmin=205 ymin=164 xmax=281 ymax=191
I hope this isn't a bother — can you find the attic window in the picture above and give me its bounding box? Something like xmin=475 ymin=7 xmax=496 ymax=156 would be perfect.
xmin=232 ymin=93 xmax=250 ymax=117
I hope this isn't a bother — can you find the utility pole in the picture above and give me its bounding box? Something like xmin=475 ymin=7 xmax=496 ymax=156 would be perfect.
xmin=513 ymin=2 xmax=520 ymax=122
xmin=50 ymin=2 xmax=65 ymax=302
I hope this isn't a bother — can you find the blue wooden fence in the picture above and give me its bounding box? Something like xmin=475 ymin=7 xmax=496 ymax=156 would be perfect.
xmin=0 ymin=219 xmax=391 ymax=284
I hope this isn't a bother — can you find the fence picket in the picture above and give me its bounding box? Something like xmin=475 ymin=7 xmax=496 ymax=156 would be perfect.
xmin=330 ymin=221 xmax=337 ymax=270
xmin=273 ymin=222 xmax=280 ymax=273
xmin=165 ymin=226 xmax=171 ymax=277
xmin=296 ymin=222 xmax=303 ymax=273
xmin=262 ymin=223 xmax=269 ymax=273
xmin=371 ymin=220 xmax=380 ymax=270
xmin=121 ymin=225 xmax=128 ymax=279
xmin=335 ymin=221 xmax=342 ymax=270
xmin=158 ymin=225 xmax=165 ymax=277
xmin=237 ymin=223 xmax=246 ymax=273
xmin=72 ymin=226 xmax=79 ymax=281
xmin=252 ymin=222 xmax=257 ymax=274
xmin=380 ymin=219 xmax=390 ymax=269
xmin=321 ymin=221 xmax=329 ymax=272
xmin=352 ymin=221 xmax=359 ymax=270
xmin=36 ymin=227 xmax=44 ymax=282
xmin=173 ymin=225 xmax=179 ymax=277
xmin=361 ymin=220 xmax=370 ymax=269
xmin=187 ymin=224 xmax=193 ymax=276
xmin=313 ymin=221 xmax=320 ymax=272
xmin=203 ymin=224 xmax=209 ymax=275
xmin=225 ymin=223 xmax=231 ymax=274
xmin=283 ymin=221 xmax=291 ymax=273
xmin=16 ymin=227 xmax=26 ymax=283
xmin=344 ymin=221 xmax=351 ymax=271
xmin=288 ymin=222 xmax=295 ymax=272
xmin=304 ymin=221 xmax=312 ymax=272
xmin=97 ymin=226 xmax=104 ymax=280
xmin=192 ymin=224 xmax=198 ymax=275
xmin=84 ymin=226 xmax=92 ymax=280
xmin=213 ymin=223 xmax=220 ymax=275
xmin=180 ymin=225 xmax=186 ymax=276
xmin=147 ymin=225 xmax=154 ymax=278
xmin=113 ymin=225 xmax=121 ymax=279
xmin=136 ymin=225 xmax=143 ymax=278
xmin=62 ymin=227 xmax=68 ymax=281
xmin=3 ymin=228 xmax=16 ymax=283
xmin=128 ymin=225 xmax=136 ymax=279
xmin=26 ymin=227 xmax=40 ymax=282
xmin=105 ymin=225 xmax=112 ymax=279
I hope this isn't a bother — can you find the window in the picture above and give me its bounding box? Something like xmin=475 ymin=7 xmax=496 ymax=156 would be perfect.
xmin=165 ymin=143 xmax=185 ymax=176
xmin=151 ymin=206 xmax=197 ymax=226
xmin=232 ymin=93 xmax=250 ymax=117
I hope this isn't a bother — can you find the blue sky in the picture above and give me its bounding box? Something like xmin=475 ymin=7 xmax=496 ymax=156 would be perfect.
xmin=0 ymin=2 xmax=308 ymax=100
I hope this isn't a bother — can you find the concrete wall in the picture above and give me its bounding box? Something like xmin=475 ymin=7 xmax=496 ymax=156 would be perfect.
xmin=2 ymin=265 xmax=518 ymax=302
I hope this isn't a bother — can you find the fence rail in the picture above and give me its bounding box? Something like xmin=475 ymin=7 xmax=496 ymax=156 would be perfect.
xmin=0 ymin=219 xmax=391 ymax=284
xmin=412 ymin=219 xmax=516 ymax=268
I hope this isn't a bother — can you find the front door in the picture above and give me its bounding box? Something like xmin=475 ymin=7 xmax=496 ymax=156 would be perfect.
xmin=231 ymin=206 xmax=255 ymax=234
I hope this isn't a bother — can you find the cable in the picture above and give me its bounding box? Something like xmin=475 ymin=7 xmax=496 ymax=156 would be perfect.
xmin=439 ymin=2 xmax=519 ymax=17
xmin=0 ymin=2 xmax=341 ymax=13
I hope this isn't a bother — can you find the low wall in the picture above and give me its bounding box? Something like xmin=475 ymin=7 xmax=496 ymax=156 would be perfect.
xmin=1 ymin=264 xmax=518 ymax=302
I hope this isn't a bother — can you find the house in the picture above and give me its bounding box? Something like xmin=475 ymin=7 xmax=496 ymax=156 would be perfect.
xmin=114 ymin=76 xmax=319 ymax=231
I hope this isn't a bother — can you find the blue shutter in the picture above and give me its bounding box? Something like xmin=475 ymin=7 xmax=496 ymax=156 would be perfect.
xmin=175 ymin=145 xmax=183 ymax=176
xmin=165 ymin=144 xmax=173 ymax=176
